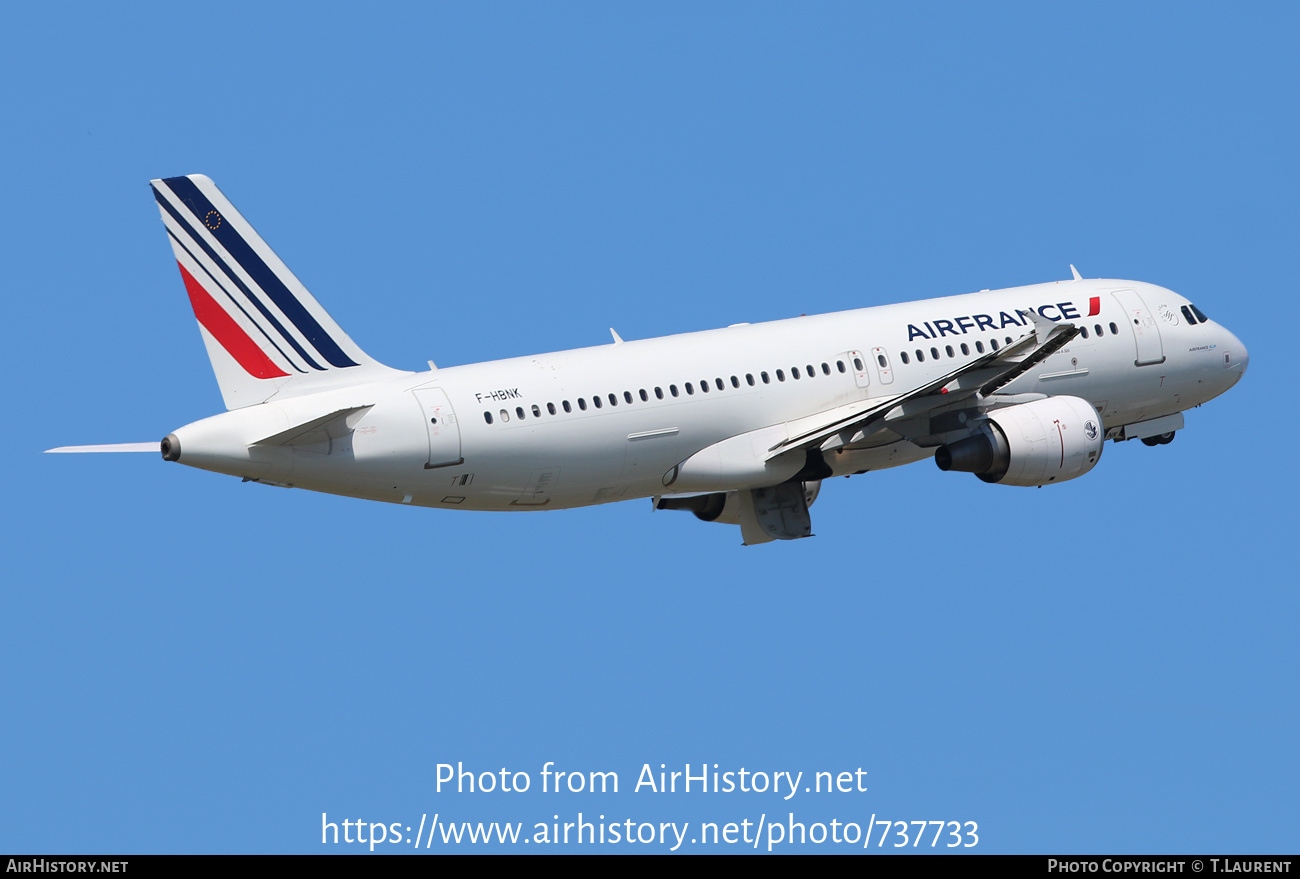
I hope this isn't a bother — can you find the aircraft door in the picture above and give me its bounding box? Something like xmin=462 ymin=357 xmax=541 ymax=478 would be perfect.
xmin=846 ymin=350 xmax=871 ymax=389
xmin=1111 ymin=289 xmax=1166 ymax=366
xmin=412 ymin=386 xmax=463 ymax=469
xmin=870 ymin=347 xmax=895 ymax=385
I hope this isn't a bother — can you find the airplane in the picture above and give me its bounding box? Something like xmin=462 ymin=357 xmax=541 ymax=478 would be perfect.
xmin=48 ymin=174 xmax=1250 ymax=544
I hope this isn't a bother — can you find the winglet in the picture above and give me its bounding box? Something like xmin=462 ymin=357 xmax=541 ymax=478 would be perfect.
xmin=610 ymin=328 xmax=624 ymax=344
xmin=1070 ymin=264 xmax=1082 ymax=281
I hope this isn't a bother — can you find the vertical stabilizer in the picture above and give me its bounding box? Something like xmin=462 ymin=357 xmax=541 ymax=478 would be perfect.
xmin=151 ymin=174 xmax=404 ymax=409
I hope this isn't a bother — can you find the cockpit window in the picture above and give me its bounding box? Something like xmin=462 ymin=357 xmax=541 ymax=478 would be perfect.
xmin=1181 ymin=305 xmax=1198 ymax=325
xmin=1190 ymin=304 xmax=1210 ymax=323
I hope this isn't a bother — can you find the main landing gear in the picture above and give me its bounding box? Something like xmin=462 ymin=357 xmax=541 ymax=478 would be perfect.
xmin=1142 ymin=432 xmax=1175 ymax=447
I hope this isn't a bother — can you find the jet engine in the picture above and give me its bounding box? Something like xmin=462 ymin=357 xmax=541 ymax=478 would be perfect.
xmin=934 ymin=396 xmax=1103 ymax=486
xmin=657 ymin=480 xmax=821 ymax=524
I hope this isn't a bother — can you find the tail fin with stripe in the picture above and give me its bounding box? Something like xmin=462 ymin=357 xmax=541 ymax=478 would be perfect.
xmin=151 ymin=174 xmax=404 ymax=409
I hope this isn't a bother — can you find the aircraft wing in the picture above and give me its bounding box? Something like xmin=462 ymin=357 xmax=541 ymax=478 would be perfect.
xmin=766 ymin=313 xmax=1080 ymax=460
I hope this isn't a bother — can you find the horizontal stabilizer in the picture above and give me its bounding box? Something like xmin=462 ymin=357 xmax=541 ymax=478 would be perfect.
xmin=46 ymin=442 xmax=160 ymax=454
xmin=251 ymin=405 xmax=373 ymax=447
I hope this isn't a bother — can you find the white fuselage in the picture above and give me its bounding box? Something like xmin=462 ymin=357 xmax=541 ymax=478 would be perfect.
xmin=168 ymin=278 xmax=1248 ymax=510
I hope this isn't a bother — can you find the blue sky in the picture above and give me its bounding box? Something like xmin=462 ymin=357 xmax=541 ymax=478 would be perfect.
xmin=2 ymin=2 xmax=1295 ymax=853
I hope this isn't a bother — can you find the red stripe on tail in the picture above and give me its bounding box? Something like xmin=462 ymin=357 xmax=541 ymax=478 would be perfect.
xmin=177 ymin=263 xmax=289 ymax=379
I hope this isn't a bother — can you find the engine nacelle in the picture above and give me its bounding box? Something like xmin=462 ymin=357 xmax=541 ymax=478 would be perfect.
xmin=657 ymin=480 xmax=821 ymax=523
xmin=934 ymin=396 xmax=1103 ymax=486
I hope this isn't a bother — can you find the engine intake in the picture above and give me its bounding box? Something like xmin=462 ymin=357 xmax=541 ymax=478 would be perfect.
xmin=935 ymin=396 xmax=1103 ymax=486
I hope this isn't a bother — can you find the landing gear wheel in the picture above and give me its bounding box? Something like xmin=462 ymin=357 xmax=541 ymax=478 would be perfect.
xmin=1142 ymin=432 xmax=1175 ymax=447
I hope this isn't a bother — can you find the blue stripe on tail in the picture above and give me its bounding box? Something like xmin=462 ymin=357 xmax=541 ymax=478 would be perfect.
xmin=153 ymin=185 xmax=326 ymax=371
xmin=160 ymin=176 xmax=359 ymax=369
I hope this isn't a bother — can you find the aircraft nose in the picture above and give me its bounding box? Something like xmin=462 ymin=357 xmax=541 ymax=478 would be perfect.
xmin=1227 ymin=329 xmax=1248 ymax=374
xmin=1220 ymin=326 xmax=1248 ymax=378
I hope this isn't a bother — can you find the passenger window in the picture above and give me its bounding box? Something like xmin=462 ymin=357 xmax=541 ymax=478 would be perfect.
xmin=670 ymin=385 xmax=679 ymax=397
xmin=990 ymin=339 xmax=999 ymax=351
xmin=945 ymin=345 xmax=954 ymax=358
xmin=547 ymin=403 xmax=556 ymax=415
xmin=500 ymin=409 xmax=510 ymax=422
xmin=685 ymin=382 xmax=694 ymax=395
xmin=1079 ymin=327 xmax=1089 ymax=339
xmin=900 ymin=351 xmax=910 ymax=364
xmin=960 ymin=343 xmax=969 ymax=356
xmin=761 ymin=371 xmax=770 ymax=384
xmin=776 ymin=369 xmax=785 ymax=382
xmin=516 ymin=406 xmax=525 ymax=420
xmin=484 ymin=411 xmax=493 ymax=424
xmin=715 ymin=378 xmax=725 ymax=390
xmin=593 ymin=396 xmax=602 ymax=409
xmin=837 ymin=361 xmax=846 ymax=373
xmin=639 ymin=389 xmax=648 ymax=401
xmin=916 ymin=350 xmax=924 ymax=362
xmin=746 ymin=374 xmax=755 ymax=386
xmin=792 ymin=367 xmax=801 ymax=379
xmin=532 ymin=404 xmax=541 ymax=417
xmin=976 ymin=341 xmax=985 ymax=353
xmin=805 ymin=364 xmax=814 ymax=377
xmin=731 ymin=376 xmax=740 ymax=388
xmin=654 ymin=387 xmax=663 ymax=400
xmin=700 ymin=380 xmax=710 ymax=393
xmin=563 ymin=400 xmax=572 ymax=413
xmin=853 ymin=357 xmax=864 ymax=371
xmin=877 ymin=354 xmax=887 ymax=367
xmin=624 ymin=391 xmax=633 ymax=404
xmin=821 ymin=362 xmax=830 ymax=375
xmin=1095 ymin=324 xmax=1104 ymax=336
xmin=578 ymin=399 xmax=587 ymax=411
xmin=1109 ymin=322 xmax=1119 ymax=334
xmin=608 ymin=393 xmax=617 ymax=406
